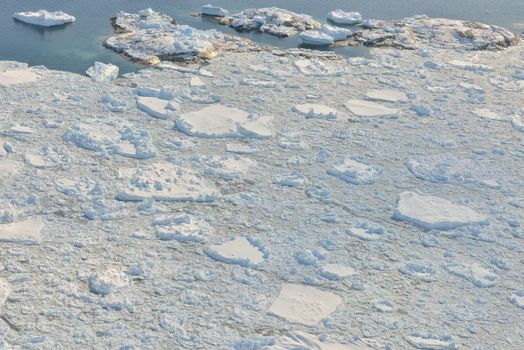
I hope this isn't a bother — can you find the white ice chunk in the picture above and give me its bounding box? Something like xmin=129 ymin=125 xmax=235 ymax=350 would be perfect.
xmin=207 ymin=237 xmax=265 ymax=267
xmin=508 ymin=291 xmax=524 ymax=309
xmin=116 ymin=162 xmax=219 ymax=202
xmin=448 ymin=60 xmax=494 ymax=72
xmin=268 ymin=283 xmax=342 ymax=326
xmin=88 ymin=269 xmax=129 ymax=296
xmin=0 ymin=279 xmax=9 ymax=308
xmin=395 ymin=191 xmax=488 ymax=230
xmin=345 ymin=99 xmax=397 ymax=117
xmin=472 ymin=108 xmax=509 ymax=121
xmin=328 ymin=158 xmax=381 ymax=184
xmin=202 ymin=4 xmax=228 ymax=17
xmin=153 ymin=214 xmax=211 ymax=243
xmin=136 ymin=96 xmax=175 ymax=119
xmin=266 ymin=331 xmax=374 ymax=350
xmin=13 ymin=10 xmax=75 ymax=27
xmin=322 ymin=24 xmax=352 ymax=41
xmin=365 ymin=89 xmax=409 ymax=103
xmin=0 ymin=160 xmax=20 ymax=178
xmin=320 ymin=264 xmax=356 ymax=280
xmin=274 ymin=173 xmax=308 ymax=188
xmin=0 ymin=218 xmax=44 ymax=245
xmin=292 ymin=103 xmax=338 ymax=119
xmin=446 ymin=262 xmax=497 ymax=287
xmin=405 ymin=333 xmax=457 ymax=350
xmin=511 ymin=114 xmax=524 ymax=132
xmin=176 ymin=105 xmax=273 ymax=138
xmin=86 ymin=62 xmax=119 ymax=82
xmin=327 ymin=10 xmax=362 ymax=25
xmin=300 ymin=31 xmax=335 ymax=45
xmin=0 ymin=70 xmax=40 ymax=87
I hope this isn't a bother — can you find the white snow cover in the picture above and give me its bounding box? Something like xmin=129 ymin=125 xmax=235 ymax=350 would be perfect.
xmin=269 ymin=283 xmax=342 ymax=326
xmin=202 ymin=4 xmax=228 ymax=17
xmin=327 ymin=10 xmax=362 ymax=25
xmin=13 ymin=10 xmax=76 ymax=27
xmin=86 ymin=62 xmax=119 ymax=82
xmin=300 ymin=31 xmax=335 ymax=46
xmin=395 ymin=191 xmax=488 ymax=230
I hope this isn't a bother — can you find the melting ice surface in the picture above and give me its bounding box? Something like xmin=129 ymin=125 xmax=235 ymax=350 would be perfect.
xmin=0 ymin=4 xmax=524 ymax=350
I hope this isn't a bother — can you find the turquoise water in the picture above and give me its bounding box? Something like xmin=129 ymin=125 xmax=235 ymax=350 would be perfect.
xmin=1 ymin=1 xmax=523 ymax=74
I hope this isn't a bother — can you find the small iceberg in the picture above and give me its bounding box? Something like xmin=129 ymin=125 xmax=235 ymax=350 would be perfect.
xmin=322 ymin=24 xmax=352 ymax=41
xmin=86 ymin=62 xmax=119 ymax=82
xmin=300 ymin=31 xmax=334 ymax=45
xmin=202 ymin=4 xmax=228 ymax=17
xmin=327 ymin=10 xmax=362 ymax=25
xmin=13 ymin=10 xmax=76 ymax=27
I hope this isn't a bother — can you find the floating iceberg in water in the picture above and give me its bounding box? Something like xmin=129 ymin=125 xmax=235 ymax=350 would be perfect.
xmin=300 ymin=31 xmax=334 ymax=45
xmin=13 ymin=10 xmax=76 ymax=27
xmin=202 ymin=4 xmax=228 ymax=17
xmin=327 ymin=10 xmax=362 ymax=25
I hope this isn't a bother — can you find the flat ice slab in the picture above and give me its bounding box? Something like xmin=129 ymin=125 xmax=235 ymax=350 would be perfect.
xmin=320 ymin=264 xmax=356 ymax=280
xmin=268 ymin=283 xmax=342 ymax=326
xmin=293 ymin=103 xmax=338 ymax=119
xmin=322 ymin=24 xmax=352 ymax=41
xmin=268 ymin=331 xmax=373 ymax=350
xmin=13 ymin=10 xmax=75 ymax=27
xmin=365 ymin=89 xmax=409 ymax=102
xmin=176 ymin=105 xmax=273 ymax=138
xmin=154 ymin=214 xmax=211 ymax=243
xmin=395 ymin=191 xmax=488 ymax=230
xmin=136 ymin=96 xmax=174 ymax=119
xmin=202 ymin=4 xmax=228 ymax=17
xmin=116 ymin=162 xmax=219 ymax=202
xmin=0 ymin=70 xmax=40 ymax=86
xmin=300 ymin=31 xmax=334 ymax=46
xmin=207 ymin=237 xmax=264 ymax=267
xmin=0 ymin=218 xmax=44 ymax=245
xmin=0 ymin=279 xmax=9 ymax=307
xmin=327 ymin=10 xmax=362 ymax=25
xmin=345 ymin=99 xmax=397 ymax=117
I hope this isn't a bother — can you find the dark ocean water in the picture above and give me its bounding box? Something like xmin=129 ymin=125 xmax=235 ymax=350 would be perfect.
xmin=1 ymin=1 xmax=523 ymax=74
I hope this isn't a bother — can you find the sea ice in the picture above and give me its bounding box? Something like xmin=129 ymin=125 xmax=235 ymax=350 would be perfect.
xmin=328 ymin=158 xmax=381 ymax=184
xmin=226 ymin=8 xmax=320 ymax=37
xmin=0 ymin=70 xmax=40 ymax=87
xmin=394 ymin=191 xmax=488 ymax=230
xmin=0 ymin=279 xmax=9 ymax=308
xmin=176 ymin=105 xmax=273 ymax=138
xmin=268 ymin=283 xmax=342 ymax=326
xmin=508 ymin=291 xmax=524 ymax=309
xmin=399 ymin=263 xmax=438 ymax=282
xmin=88 ymin=269 xmax=130 ymax=296
xmin=345 ymin=99 xmax=397 ymax=117
xmin=201 ymin=155 xmax=256 ymax=179
xmin=136 ymin=96 xmax=176 ymax=119
xmin=327 ymin=10 xmax=362 ymax=25
xmin=292 ymin=103 xmax=338 ymax=119
xmin=445 ymin=262 xmax=498 ymax=287
xmin=365 ymin=89 xmax=409 ymax=103
xmin=201 ymin=4 xmax=228 ymax=17
xmin=153 ymin=214 xmax=211 ymax=243
xmin=322 ymin=24 xmax=352 ymax=41
xmin=472 ymin=108 xmax=508 ymax=121
xmin=404 ymin=333 xmax=457 ymax=350
xmin=300 ymin=31 xmax=335 ymax=46
xmin=448 ymin=60 xmax=494 ymax=72
xmin=274 ymin=173 xmax=308 ymax=188
xmin=86 ymin=62 xmax=119 ymax=82
xmin=0 ymin=218 xmax=44 ymax=245
xmin=13 ymin=10 xmax=75 ymax=27
xmin=320 ymin=264 xmax=356 ymax=280
xmin=206 ymin=237 xmax=265 ymax=267
xmin=265 ymin=331 xmax=373 ymax=349
xmin=511 ymin=114 xmax=524 ymax=131
xmin=116 ymin=162 xmax=219 ymax=202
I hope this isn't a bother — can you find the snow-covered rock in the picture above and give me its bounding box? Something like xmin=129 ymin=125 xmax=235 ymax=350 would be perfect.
xmin=300 ymin=31 xmax=334 ymax=46
xmin=395 ymin=191 xmax=488 ymax=230
xmin=86 ymin=62 xmax=119 ymax=82
xmin=202 ymin=4 xmax=228 ymax=17
xmin=13 ymin=10 xmax=75 ymax=27
xmin=268 ymin=283 xmax=342 ymax=326
xmin=226 ymin=8 xmax=320 ymax=37
xmin=327 ymin=10 xmax=362 ymax=25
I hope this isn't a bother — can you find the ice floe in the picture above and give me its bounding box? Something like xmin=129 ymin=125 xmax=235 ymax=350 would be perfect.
xmin=327 ymin=10 xmax=362 ymax=25
xmin=176 ymin=104 xmax=273 ymax=138
xmin=136 ymin=96 xmax=176 ymax=119
xmin=445 ymin=262 xmax=498 ymax=287
xmin=13 ymin=10 xmax=75 ymax=27
xmin=86 ymin=62 xmax=119 ymax=82
xmin=116 ymin=162 xmax=219 ymax=202
xmin=365 ymin=89 xmax=409 ymax=103
xmin=395 ymin=191 xmax=488 ymax=230
xmin=88 ymin=269 xmax=130 ymax=296
xmin=265 ymin=331 xmax=373 ymax=350
xmin=0 ymin=218 xmax=44 ymax=245
xmin=226 ymin=8 xmax=320 ymax=37
xmin=206 ymin=237 xmax=266 ymax=267
xmin=0 ymin=70 xmax=40 ymax=87
xmin=201 ymin=4 xmax=228 ymax=17
xmin=322 ymin=24 xmax=352 ymax=41
xmin=153 ymin=214 xmax=211 ymax=243
xmin=268 ymin=283 xmax=342 ymax=326
xmin=404 ymin=333 xmax=457 ymax=350
xmin=319 ymin=264 xmax=356 ymax=280
xmin=345 ymin=99 xmax=397 ymax=117
xmin=292 ymin=103 xmax=338 ymax=119
xmin=328 ymin=158 xmax=381 ymax=184
xmin=300 ymin=31 xmax=334 ymax=46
